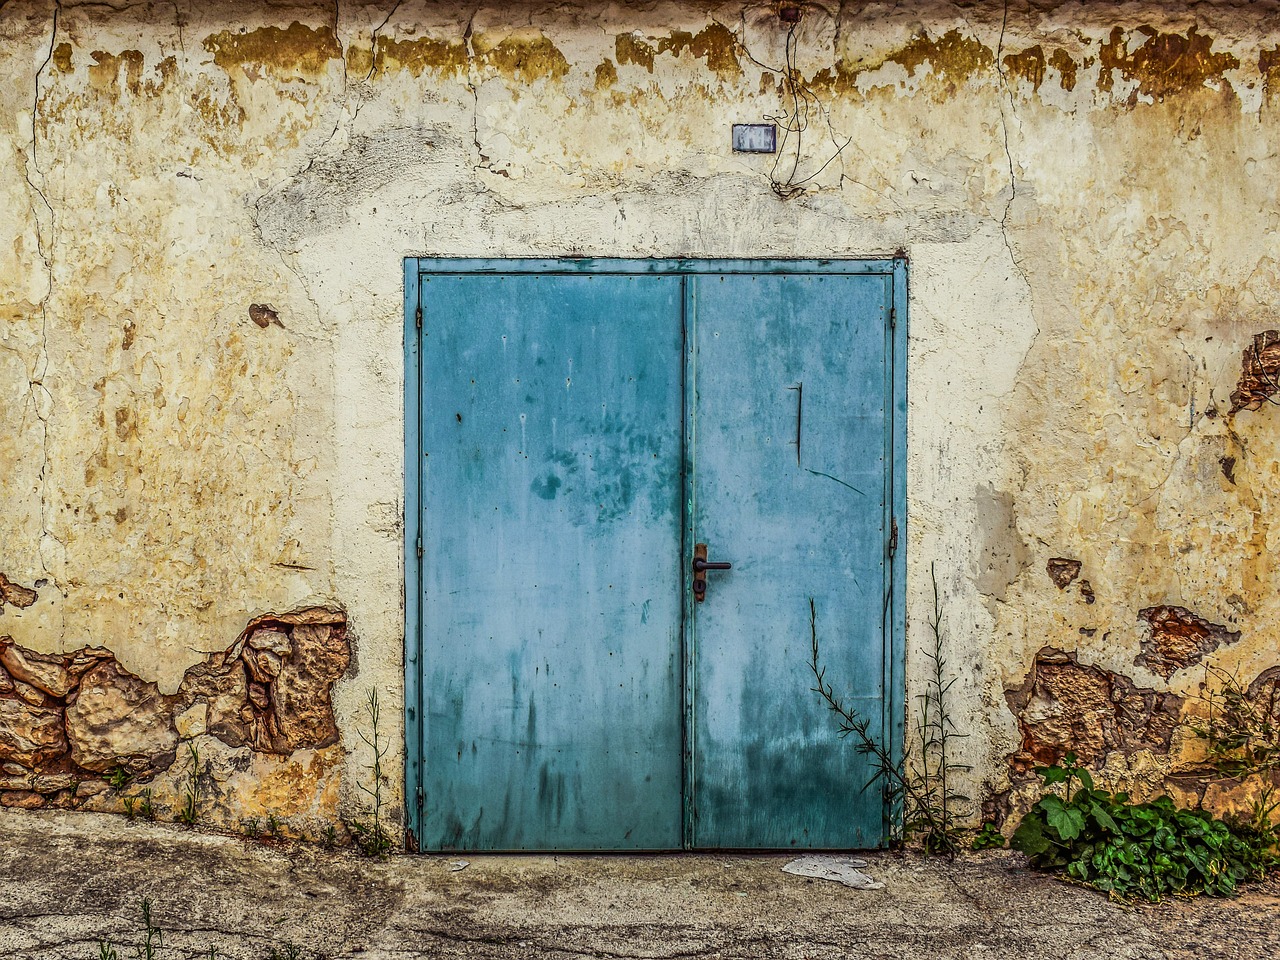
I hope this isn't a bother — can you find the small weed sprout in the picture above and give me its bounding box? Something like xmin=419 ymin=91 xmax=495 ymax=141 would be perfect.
xmin=321 ymin=825 xmax=337 ymax=850
xmin=139 ymin=789 xmax=155 ymax=822
xmin=98 ymin=941 xmax=119 ymax=960
xmin=970 ymin=821 xmax=1006 ymax=850
xmin=268 ymin=943 xmax=302 ymax=960
xmin=244 ymin=817 xmax=261 ymax=839
xmin=107 ymin=766 xmax=131 ymax=792
xmin=135 ymin=897 xmax=161 ymax=960
xmin=809 ymin=564 xmax=969 ymax=855
xmin=178 ymin=741 xmax=201 ymax=827
xmin=351 ymin=688 xmax=394 ymax=857
xmin=122 ymin=796 xmax=137 ymax=821
xmin=267 ymin=814 xmax=282 ymax=839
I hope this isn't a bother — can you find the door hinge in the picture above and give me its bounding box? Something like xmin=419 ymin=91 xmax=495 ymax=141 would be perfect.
xmin=416 ymin=783 xmax=424 ymax=812
xmin=889 ymin=305 xmax=897 ymax=329
xmin=414 ymin=305 xmax=422 ymax=329
xmin=416 ymin=534 xmax=423 ymax=559
xmin=889 ymin=517 xmax=898 ymax=556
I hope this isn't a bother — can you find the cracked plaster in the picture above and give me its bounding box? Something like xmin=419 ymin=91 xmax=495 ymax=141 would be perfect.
xmin=1 ymin=0 xmax=1279 ymax=831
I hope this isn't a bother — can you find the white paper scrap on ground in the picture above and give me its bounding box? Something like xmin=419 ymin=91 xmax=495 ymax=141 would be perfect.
xmin=447 ymin=860 xmax=470 ymax=872
xmin=781 ymin=856 xmax=884 ymax=890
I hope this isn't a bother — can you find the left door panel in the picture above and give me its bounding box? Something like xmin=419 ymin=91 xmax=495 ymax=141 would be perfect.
xmin=419 ymin=274 xmax=685 ymax=850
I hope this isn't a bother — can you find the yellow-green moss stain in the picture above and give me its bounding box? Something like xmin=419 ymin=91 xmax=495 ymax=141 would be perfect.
xmin=1097 ymin=26 xmax=1238 ymax=99
xmin=1004 ymin=44 xmax=1079 ymax=94
xmin=346 ymin=44 xmax=373 ymax=79
xmin=807 ymin=61 xmax=857 ymax=97
xmin=472 ymin=33 xmax=570 ymax=83
xmin=1004 ymin=45 xmax=1045 ymax=90
xmin=659 ymin=24 xmax=740 ymax=77
xmin=371 ymin=31 xmax=567 ymax=83
xmin=807 ymin=29 xmax=993 ymax=98
xmin=89 ymin=50 xmax=145 ymax=96
xmin=594 ymin=58 xmax=618 ymax=89
xmin=615 ymin=34 xmax=655 ymax=72
xmin=614 ymin=24 xmax=741 ymax=78
xmin=373 ymin=35 xmax=467 ymax=78
xmin=1050 ymin=48 xmax=1078 ymax=92
xmin=202 ymin=22 xmax=341 ymax=79
xmin=1261 ymin=47 xmax=1280 ymax=99
xmin=890 ymin=29 xmax=994 ymax=88
xmin=52 ymin=41 xmax=73 ymax=73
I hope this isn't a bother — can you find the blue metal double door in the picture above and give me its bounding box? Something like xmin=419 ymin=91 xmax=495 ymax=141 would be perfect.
xmin=408 ymin=259 xmax=905 ymax=851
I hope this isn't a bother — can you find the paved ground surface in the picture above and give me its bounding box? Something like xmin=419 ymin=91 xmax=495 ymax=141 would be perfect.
xmin=1 ymin=809 xmax=1276 ymax=960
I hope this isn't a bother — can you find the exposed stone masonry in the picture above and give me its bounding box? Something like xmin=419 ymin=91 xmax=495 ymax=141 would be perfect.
xmin=1136 ymin=605 xmax=1241 ymax=680
xmin=1229 ymin=330 xmax=1280 ymax=413
xmin=0 ymin=574 xmax=37 ymax=613
xmin=1046 ymin=558 xmax=1082 ymax=590
xmin=1005 ymin=646 xmax=1184 ymax=774
xmin=0 ymin=607 xmax=347 ymax=810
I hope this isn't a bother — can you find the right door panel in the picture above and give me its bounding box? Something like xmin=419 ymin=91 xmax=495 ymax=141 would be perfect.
xmin=688 ymin=273 xmax=892 ymax=849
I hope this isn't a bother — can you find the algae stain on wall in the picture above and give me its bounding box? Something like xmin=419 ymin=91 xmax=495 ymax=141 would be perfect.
xmin=203 ymin=22 xmax=343 ymax=79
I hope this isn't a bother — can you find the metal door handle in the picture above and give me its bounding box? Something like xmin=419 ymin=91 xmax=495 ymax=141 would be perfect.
xmin=692 ymin=543 xmax=731 ymax=602
xmin=692 ymin=558 xmax=732 ymax=572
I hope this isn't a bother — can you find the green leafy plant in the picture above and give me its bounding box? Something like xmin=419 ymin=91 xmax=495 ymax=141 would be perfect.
xmin=971 ymin=821 xmax=1006 ymax=850
xmin=97 ymin=941 xmax=119 ymax=960
xmin=268 ymin=943 xmax=302 ymax=960
xmin=107 ymin=766 xmax=132 ymax=791
xmin=1011 ymin=754 xmax=1275 ymax=901
xmin=321 ymin=825 xmax=337 ymax=850
xmin=350 ymin=688 xmax=395 ymax=858
xmin=122 ymin=796 xmax=137 ymax=821
xmin=244 ymin=817 xmax=261 ymax=839
xmin=267 ymin=814 xmax=283 ymax=840
xmin=809 ymin=564 xmax=969 ymax=855
xmin=178 ymin=742 xmax=201 ymax=826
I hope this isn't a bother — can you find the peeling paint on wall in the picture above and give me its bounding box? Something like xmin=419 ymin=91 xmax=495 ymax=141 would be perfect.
xmin=0 ymin=575 xmax=37 ymax=612
xmin=1137 ymin=605 xmax=1241 ymax=679
xmin=1 ymin=0 xmax=1279 ymax=839
xmin=1097 ymin=26 xmax=1239 ymax=101
xmin=1006 ymin=646 xmax=1184 ymax=771
xmin=1229 ymin=330 xmax=1280 ymax=413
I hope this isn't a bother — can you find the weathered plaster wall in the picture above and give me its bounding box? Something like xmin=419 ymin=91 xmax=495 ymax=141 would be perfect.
xmin=1 ymin=0 xmax=1279 ymax=838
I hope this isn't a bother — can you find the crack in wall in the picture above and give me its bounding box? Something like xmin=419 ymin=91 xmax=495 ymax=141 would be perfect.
xmin=362 ymin=0 xmax=403 ymax=84
xmin=994 ymin=0 xmax=1028 ymax=290
xmin=167 ymin=0 xmax=184 ymax=59
xmin=23 ymin=0 xmax=65 ymax=596
xmin=249 ymin=195 xmax=325 ymax=337
xmin=463 ymin=7 xmax=488 ymax=173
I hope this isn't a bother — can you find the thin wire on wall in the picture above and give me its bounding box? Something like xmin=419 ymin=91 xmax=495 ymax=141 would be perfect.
xmin=765 ymin=19 xmax=852 ymax=200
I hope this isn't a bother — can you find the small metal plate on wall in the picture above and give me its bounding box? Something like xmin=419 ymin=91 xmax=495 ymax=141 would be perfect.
xmin=732 ymin=124 xmax=777 ymax=153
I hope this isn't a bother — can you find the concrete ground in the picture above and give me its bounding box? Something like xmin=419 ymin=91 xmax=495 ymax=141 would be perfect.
xmin=1 ymin=809 xmax=1276 ymax=960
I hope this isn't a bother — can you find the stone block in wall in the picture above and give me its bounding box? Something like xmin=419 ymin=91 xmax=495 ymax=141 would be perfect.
xmin=269 ymin=623 xmax=349 ymax=751
xmin=65 ymin=660 xmax=178 ymax=775
xmin=0 ymin=697 xmax=67 ymax=768
xmin=177 ymin=657 xmax=252 ymax=748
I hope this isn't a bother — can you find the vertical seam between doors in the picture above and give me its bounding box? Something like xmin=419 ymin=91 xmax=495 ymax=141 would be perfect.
xmin=681 ymin=273 xmax=695 ymax=850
